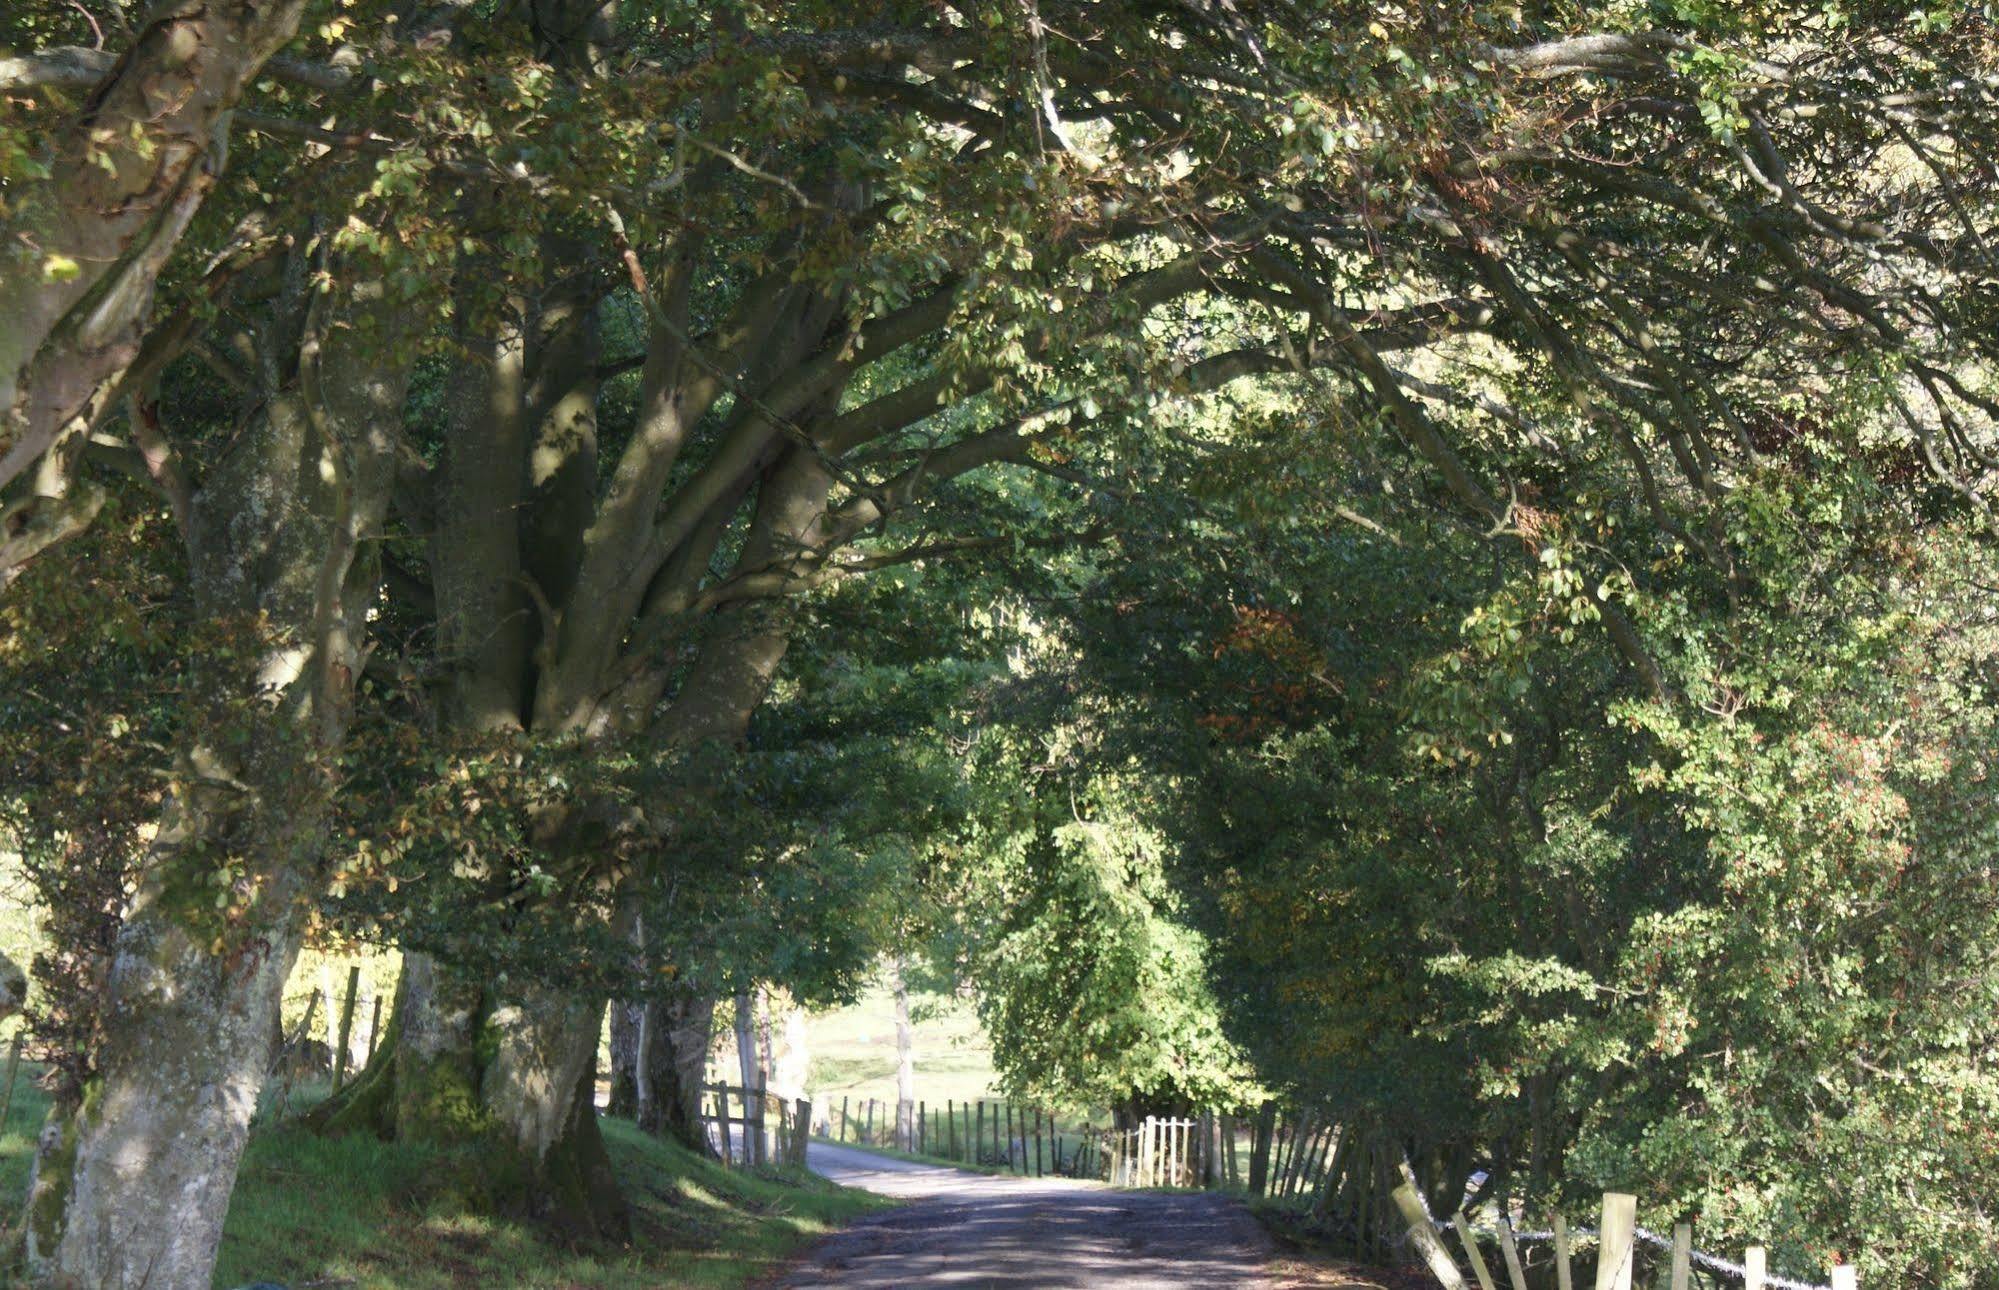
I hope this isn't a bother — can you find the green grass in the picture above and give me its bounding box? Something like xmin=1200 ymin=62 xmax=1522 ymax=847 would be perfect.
xmin=0 ymin=1064 xmax=888 ymax=1288
xmin=735 ymin=984 xmax=1001 ymax=1109
xmin=0 ymin=1056 xmax=43 ymax=1208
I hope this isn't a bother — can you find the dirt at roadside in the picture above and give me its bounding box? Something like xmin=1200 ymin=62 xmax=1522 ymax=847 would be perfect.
xmin=1261 ymin=1254 xmax=1437 ymax=1289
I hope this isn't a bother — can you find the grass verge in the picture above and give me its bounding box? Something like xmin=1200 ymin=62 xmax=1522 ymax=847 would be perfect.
xmin=0 ymin=1066 xmax=888 ymax=1288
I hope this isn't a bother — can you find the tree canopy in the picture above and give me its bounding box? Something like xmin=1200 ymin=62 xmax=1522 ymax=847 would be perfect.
xmin=1 ymin=1 xmax=1997 ymax=1286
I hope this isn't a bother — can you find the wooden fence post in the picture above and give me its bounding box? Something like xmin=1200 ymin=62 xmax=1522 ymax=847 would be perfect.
xmin=366 ymin=991 xmax=384 ymax=1060
xmin=1497 ymin=1218 xmax=1530 ymax=1290
xmin=840 ymin=1095 xmax=849 ymax=1143
xmin=1452 ymin=1214 xmax=1499 ymax=1290
xmin=1670 ymin=1222 xmax=1691 ymax=1290
xmin=1034 ymin=1107 xmax=1045 ymax=1177
xmin=330 ymin=965 xmax=360 ymax=1093
xmin=793 ymin=1097 xmax=811 ymax=1167
xmin=1595 ymin=1192 xmax=1636 ymax=1290
xmin=1744 ymin=1246 xmax=1767 ymax=1290
xmin=1391 ymin=1183 xmax=1469 ymax=1290
xmin=716 ymin=1089 xmax=733 ymax=1167
xmin=1552 ymin=1215 xmax=1575 ymax=1290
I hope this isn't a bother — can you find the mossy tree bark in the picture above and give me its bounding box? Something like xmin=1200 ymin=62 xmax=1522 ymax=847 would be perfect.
xmin=22 ymin=260 xmax=416 ymax=1289
xmin=314 ymin=954 xmax=629 ymax=1239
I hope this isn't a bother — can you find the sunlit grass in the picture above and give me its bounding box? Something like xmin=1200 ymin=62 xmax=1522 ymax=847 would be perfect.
xmin=747 ymin=984 xmax=1001 ymax=1109
xmin=0 ymin=1067 xmax=886 ymax=1288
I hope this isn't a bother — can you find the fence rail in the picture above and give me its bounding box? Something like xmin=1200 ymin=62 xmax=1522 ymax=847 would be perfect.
xmin=698 ymin=1082 xmax=810 ymax=1170
xmin=1391 ymin=1181 xmax=1858 ymax=1290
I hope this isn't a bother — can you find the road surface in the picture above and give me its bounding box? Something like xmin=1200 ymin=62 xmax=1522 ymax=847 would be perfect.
xmin=784 ymin=1141 xmax=1273 ymax=1288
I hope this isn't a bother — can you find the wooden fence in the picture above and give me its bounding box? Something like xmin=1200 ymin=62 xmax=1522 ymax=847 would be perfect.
xmin=1094 ymin=1115 xmax=1209 ymax=1188
xmin=826 ymin=1096 xmax=1098 ymax=1176
xmin=813 ymin=1097 xmax=1442 ymax=1204
xmin=1391 ymin=1183 xmax=1858 ymax=1290
xmin=699 ymin=1082 xmax=810 ymax=1170
xmin=806 ymin=1093 xmax=1859 ymax=1288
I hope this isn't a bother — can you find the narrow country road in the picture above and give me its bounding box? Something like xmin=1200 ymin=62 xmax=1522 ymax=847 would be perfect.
xmin=783 ymin=1141 xmax=1273 ymax=1288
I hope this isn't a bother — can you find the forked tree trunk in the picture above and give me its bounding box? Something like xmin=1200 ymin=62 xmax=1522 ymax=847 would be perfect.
xmin=22 ymin=270 xmax=412 ymax=1287
xmin=324 ymin=444 xmax=831 ymax=1222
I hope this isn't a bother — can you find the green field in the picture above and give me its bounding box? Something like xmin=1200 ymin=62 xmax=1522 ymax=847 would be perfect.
xmin=710 ymin=983 xmax=1004 ymax=1112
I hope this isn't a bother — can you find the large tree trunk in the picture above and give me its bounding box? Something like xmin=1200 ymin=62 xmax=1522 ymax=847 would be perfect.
xmin=325 ymin=393 xmax=834 ymax=1228
xmin=22 ymin=268 xmax=411 ymax=1287
xmin=483 ymin=985 xmax=629 ymax=1241
xmin=635 ymin=989 xmax=716 ymax=1152
xmin=27 ymin=860 xmax=312 ymax=1285
xmin=308 ymin=259 xmax=632 ymax=1234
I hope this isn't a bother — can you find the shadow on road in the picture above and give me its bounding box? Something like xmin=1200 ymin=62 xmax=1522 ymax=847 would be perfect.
xmin=786 ymin=1141 xmax=1272 ymax=1288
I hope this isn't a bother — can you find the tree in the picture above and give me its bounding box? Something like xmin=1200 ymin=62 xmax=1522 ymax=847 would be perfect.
xmin=6 ymin=243 xmax=426 ymax=1283
xmin=0 ymin=0 xmax=313 ymax=579
xmin=3 ymin=0 xmax=1995 ymax=1281
xmin=1001 ymin=324 xmax=1999 ymax=1282
xmin=944 ymin=721 xmax=1256 ymax=1121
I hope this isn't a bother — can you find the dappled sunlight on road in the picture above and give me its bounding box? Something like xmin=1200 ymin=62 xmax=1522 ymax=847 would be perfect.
xmin=786 ymin=1143 xmax=1272 ymax=1288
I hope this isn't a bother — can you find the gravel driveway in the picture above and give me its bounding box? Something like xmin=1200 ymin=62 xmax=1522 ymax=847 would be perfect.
xmin=783 ymin=1141 xmax=1272 ymax=1288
